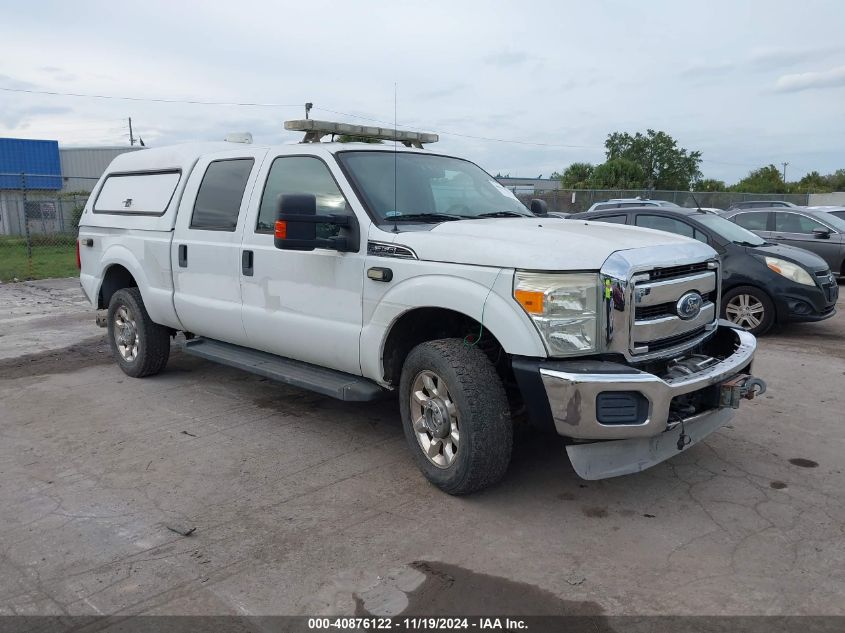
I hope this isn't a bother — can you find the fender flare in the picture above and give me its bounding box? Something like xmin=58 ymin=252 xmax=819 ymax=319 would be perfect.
xmin=359 ymin=272 xmax=546 ymax=383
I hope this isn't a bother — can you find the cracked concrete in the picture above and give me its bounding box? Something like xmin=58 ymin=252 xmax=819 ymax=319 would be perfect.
xmin=0 ymin=278 xmax=843 ymax=616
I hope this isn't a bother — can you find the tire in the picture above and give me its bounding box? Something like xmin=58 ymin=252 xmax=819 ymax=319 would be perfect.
xmin=721 ymin=285 xmax=775 ymax=336
xmin=399 ymin=338 xmax=512 ymax=495
xmin=107 ymin=287 xmax=171 ymax=377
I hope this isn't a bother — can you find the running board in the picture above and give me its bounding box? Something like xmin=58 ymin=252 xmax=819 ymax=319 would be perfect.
xmin=182 ymin=338 xmax=386 ymax=402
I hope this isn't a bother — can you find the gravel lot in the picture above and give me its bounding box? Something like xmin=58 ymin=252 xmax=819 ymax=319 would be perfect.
xmin=1 ymin=278 xmax=844 ymax=618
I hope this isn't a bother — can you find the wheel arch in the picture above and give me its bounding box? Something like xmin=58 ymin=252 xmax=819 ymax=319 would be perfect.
xmin=360 ymin=273 xmax=545 ymax=386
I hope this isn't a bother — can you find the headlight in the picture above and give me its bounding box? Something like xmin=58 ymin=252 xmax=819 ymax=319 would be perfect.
xmin=514 ymin=271 xmax=599 ymax=355
xmin=764 ymin=257 xmax=815 ymax=286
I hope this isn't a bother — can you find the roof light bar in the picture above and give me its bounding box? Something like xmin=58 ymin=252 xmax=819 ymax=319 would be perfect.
xmin=284 ymin=119 xmax=438 ymax=148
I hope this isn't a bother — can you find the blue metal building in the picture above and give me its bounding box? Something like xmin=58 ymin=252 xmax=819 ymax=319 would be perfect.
xmin=0 ymin=138 xmax=63 ymax=190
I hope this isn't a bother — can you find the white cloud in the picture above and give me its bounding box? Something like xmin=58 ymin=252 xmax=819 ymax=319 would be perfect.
xmin=774 ymin=66 xmax=845 ymax=93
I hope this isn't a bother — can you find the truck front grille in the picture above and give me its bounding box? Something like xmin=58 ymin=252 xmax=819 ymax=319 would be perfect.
xmin=630 ymin=264 xmax=719 ymax=357
xmin=647 ymin=262 xmax=711 ymax=281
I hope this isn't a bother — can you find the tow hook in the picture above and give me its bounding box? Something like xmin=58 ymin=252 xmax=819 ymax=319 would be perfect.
xmin=95 ymin=313 xmax=108 ymax=328
xmin=719 ymin=374 xmax=767 ymax=409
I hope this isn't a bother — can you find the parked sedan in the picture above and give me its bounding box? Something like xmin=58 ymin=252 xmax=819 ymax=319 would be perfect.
xmin=568 ymin=207 xmax=838 ymax=334
xmin=727 ymin=200 xmax=800 ymax=210
xmin=721 ymin=206 xmax=845 ymax=277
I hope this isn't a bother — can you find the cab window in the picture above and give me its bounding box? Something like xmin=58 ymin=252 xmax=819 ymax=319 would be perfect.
xmin=775 ymin=212 xmax=831 ymax=234
xmin=635 ymin=214 xmax=695 ymax=238
xmin=190 ymin=159 xmax=254 ymax=231
xmin=733 ymin=212 xmax=768 ymax=231
xmin=257 ymin=156 xmax=349 ymax=238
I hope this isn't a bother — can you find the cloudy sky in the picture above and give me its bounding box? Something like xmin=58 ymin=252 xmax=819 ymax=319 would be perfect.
xmin=1 ymin=0 xmax=844 ymax=183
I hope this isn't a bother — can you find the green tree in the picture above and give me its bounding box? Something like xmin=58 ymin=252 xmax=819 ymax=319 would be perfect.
xmin=556 ymin=162 xmax=595 ymax=188
xmin=823 ymin=169 xmax=845 ymax=191
xmin=731 ymin=165 xmax=786 ymax=193
xmin=795 ymin=171 xmax=831 ymax=193
xmin=589 ymin=158 xmax=646 ymax=189
xmin=605 ymin=129 xmax=702 ymax=190
xmin=693 ymin=178 xmax=726 ymax=192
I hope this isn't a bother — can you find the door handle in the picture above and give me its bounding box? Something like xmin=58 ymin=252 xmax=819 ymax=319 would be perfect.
xmin=178 ymin=244 xmax=188 ymax=267
xmin=242 ymin=250 xmax=254 ymax=276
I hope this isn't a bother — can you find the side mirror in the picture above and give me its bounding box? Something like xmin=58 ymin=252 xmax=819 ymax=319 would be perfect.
xmin=530 ymin=198 xmax=549 ymax=216
xmin=812 ymin=228 xmax=832 ymax=239
xmin=274 ymin=193 xmax=358 ymax=252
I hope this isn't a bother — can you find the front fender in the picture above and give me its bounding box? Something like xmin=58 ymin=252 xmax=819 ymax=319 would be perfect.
xmin=360 ymin=269 xmax=546 ymax=384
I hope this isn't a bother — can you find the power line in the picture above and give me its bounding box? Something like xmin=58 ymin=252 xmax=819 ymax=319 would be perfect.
xmin=0 ymin=86 xmax=301 ymax=108
xmin=0 ymin=85 xmax=788 ymax=167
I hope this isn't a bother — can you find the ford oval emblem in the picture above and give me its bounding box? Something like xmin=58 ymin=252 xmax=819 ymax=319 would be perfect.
xmin=676 ymin=292 xmax=703 ymax=320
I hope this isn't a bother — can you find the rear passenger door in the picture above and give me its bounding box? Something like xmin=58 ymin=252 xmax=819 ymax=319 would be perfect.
xmin=172 ymin=150 xmax=266 ymax=345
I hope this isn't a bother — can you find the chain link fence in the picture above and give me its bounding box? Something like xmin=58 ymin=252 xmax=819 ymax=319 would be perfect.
xmin=0 ymin=175 xmax=815 ymax=282
xmin=0 ymin=173 xmax=92 ymax=282
xmin=514 ymin=189 xmax=810 ymax=214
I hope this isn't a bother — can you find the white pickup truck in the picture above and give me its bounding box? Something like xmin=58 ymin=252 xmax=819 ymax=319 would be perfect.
xmin=78 ymin=120 xmax=766 ymax=494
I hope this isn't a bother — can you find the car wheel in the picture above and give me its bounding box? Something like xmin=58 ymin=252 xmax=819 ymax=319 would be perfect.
xmin=721 ymin=286 xmax=775 ymax=336
xmin=107 ymin=287 xmax=171 ymax=377
xmin=399 ymin=338 xmax=512 ymax=495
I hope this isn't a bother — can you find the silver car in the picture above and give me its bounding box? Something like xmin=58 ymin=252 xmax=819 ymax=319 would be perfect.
xmin=585 ymin=198 xmax=680 ymax=213
xmin=722 ymin=207 xmax=845 ymax=277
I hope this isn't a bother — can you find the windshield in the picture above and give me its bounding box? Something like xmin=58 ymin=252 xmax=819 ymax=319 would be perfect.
xmin=695 ymin=214 xmax=766 ymax=245
xmin=337 ymin=151 xmax=532 ymax=222
xmin=817 ymin=212 xmax=845 ymax=232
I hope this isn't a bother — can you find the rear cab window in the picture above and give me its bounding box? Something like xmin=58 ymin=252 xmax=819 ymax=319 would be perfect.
xmin=190 ymin=159 xmax=255 ymax=231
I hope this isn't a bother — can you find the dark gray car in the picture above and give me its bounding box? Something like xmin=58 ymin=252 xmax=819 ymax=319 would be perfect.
xmin=722 ymin=207 xmax=845 ymax=276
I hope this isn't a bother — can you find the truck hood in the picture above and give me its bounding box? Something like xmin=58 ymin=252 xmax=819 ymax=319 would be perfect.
xmin=389 ymin=217 xmax=706 ymax=269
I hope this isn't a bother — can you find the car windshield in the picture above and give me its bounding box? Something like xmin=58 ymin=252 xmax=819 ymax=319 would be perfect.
xmin=696 ymin=214 xmax=766 ymax=245
xmin=816 ymin=212 xmax=845 ymax=232
xmin=337 ymin=151 xmax=532 ymax=222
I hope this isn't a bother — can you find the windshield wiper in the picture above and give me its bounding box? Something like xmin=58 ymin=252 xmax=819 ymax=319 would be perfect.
xmin=386 ymin=213 xmax=465 ymax=223
xmin=473 ymin=211 xmax=530 ymax=219
xmin=733 ymin=240 xmax=763 ymax=247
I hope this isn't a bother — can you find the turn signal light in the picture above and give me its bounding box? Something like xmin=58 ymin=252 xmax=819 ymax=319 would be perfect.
xmin=274 ymin=220 xmax=287 ymax=239
xmin=514 ymin=289 xmax=544 ymax=314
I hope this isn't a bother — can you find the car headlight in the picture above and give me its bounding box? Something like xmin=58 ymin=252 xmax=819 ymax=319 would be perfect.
xmin=514 ymin=271 xmax=600 ymax=355
xmin=764 ymin=257 xmax=815 ymax=286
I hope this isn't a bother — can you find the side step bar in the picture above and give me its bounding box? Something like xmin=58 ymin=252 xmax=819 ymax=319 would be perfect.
xmin=182 ymin=338 xmax=387 ymax=402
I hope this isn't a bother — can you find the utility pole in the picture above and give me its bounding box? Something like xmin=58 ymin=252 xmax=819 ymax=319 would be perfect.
xmin=781 ymin=161 xmax=789 ymax=182
xmin=128 ymin=117 xmax=135 ymax=146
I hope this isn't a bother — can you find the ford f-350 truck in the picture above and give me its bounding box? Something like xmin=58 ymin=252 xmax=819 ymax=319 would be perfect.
xmin=78 ymin=120 xmax=766 ymax=494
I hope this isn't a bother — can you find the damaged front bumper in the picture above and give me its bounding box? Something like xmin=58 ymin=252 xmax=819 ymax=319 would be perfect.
xmin=513 ymin=323 xmax=766 ymax=479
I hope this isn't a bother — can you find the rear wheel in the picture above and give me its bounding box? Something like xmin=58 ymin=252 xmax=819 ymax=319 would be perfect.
xmin=399 ymin=338 xmax=512 ymax=495
xmin=721 ymin=286 xmax=775 ymax=335
xmin=107 ymin=288 xmax=170 ymax=377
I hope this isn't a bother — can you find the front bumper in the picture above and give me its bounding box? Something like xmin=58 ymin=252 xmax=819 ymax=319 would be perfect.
xmin=565 ymin=407 xmax=734 ymax=480
xmin=774 ymin=284 xmax=837 ymax=323
xmin=538 ymin=324 xmax=757 ymax=440
xmin=512 ymin=323 xmax=764 ymax=478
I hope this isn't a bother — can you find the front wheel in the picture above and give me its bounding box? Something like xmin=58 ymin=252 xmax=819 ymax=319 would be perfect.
xmin=107 ymin=288 xmax=171 ymax=377
xmin=399 ymin=338 xmax=512 ymax=495
xmin=721 ymin=286 xmax=775 ymax=336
